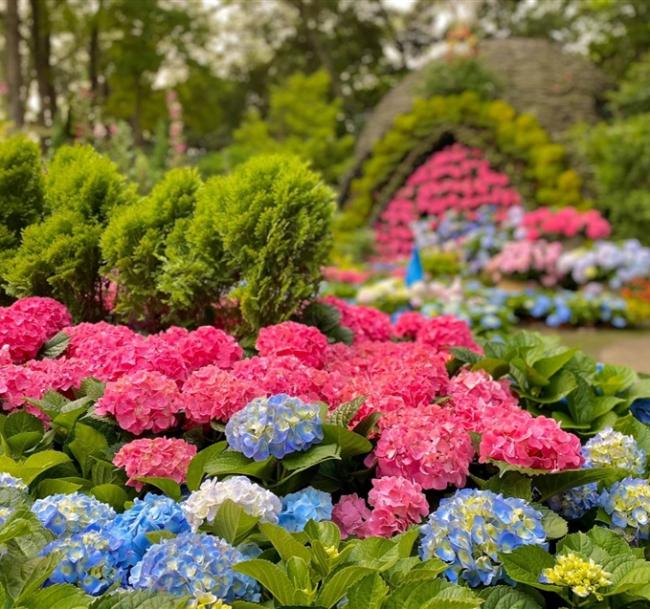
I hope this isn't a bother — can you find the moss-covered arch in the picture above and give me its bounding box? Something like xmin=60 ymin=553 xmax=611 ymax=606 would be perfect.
xmin=340 ymin=92 xmax=588 ymax=230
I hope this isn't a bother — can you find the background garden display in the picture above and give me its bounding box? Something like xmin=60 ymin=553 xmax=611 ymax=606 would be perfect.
xmin=1 ymin=1 xmax=650 ymax=609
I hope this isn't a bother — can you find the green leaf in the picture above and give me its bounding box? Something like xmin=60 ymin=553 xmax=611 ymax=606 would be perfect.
xmin=423 ymin=585 xmax=482 ymax=609
xmin=327 ymin=397 xmax=365 ymax=428
xmin=234 ymin=559 xmax=295 ymax=606
xmin=137 ymin=477 xmax=181 ymax=501
xmin=37 ymin=478 xmax=83 ymax=497
xmin=317 ymin=566 xmax=376 ymax=608
xmin=67 ymin=423 xmax=108 ymax=477
xmin=499 ymin=546 xmax=558 ymax=591
xmin=538 ymin=506 xmax=568 ymax=540
xmin=203 ymin=450 xmax=275 ymax=479
xmin=18 ymin=450 xmax=72 ymax=485
xmin=479 ymin=586 xmax=543 ymax=609
xmin=484 ymin=472 xmax=532 ymax=500
xmin=281 ymin=443 xmax=341 ymax=472
xmin=615 ymin=415 xmax=650 ymax=454
xmin=532 ymin=349 xmax=576 ymax=379
xmin=449 ymin=347 xmax=482 ymax=365
xmin=78 ymin=378 xmax=105 ymax=401
xmin=88 ymin=590 xmax=188 ymax=609
xmin=38 ymin=331 xmax=70 ymax=359
xmin=17 ymin=583 xmax=90 ymax=609
xmin=346 ymin=573 xmax=388 ymax=609
xmin=534 ymin=467 xmax=629 ymax=502
xmin=259 ymin=522 xmax=310 ymax=563
xmin=322 ymin=424 xmax=372 ymax=458
xmin=352 ymin=412 xmax=381 ymax=438
xmin=208 ymin=499 xmax=259 ymax=545
xmin=90 ymin=484 xmax=128 ymax=510
xmin=145 ymin=530 xmax=178 ymax=545
xmin=185 ymin=441 xmax=227 ymax=491
xmin=304 ymin=520 xmax=341 ymax=549
xmin=4 ymin=411 xmax=44 ymax=438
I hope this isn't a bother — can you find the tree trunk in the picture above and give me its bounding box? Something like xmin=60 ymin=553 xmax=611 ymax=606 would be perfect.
xmin=5 ymin=0 xmax=24 ymax=128
xmin=30 ymin=0 xmax=56 ymax=125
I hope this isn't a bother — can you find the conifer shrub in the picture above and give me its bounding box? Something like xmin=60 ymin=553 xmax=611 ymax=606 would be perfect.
xmin=0 ymin=135 xmax=44 ymax=253
xmin=101 ymin=167 xmax=203 ymax=323
xmin=3 ymin=145 xmax=136 ymax=319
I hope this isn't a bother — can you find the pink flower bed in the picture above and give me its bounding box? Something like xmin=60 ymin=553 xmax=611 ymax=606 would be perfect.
xmin=521 ymin=207 xmax=611 ymax=241
xmin=485 ymin=239 xmax=564 ymax=286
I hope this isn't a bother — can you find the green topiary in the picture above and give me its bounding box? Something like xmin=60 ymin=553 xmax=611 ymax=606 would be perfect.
xmin=2 ymin=209 xmax=105 ymax=320
xmin=2 ymin=145 xmax=137 ymax=320
xmin=44 ymin=144 xmax=136 ymax=221
xmin=102 ymin=167 xmax=203 ymax=324
xmin=0 ymin=135 xmax=44 ymax=253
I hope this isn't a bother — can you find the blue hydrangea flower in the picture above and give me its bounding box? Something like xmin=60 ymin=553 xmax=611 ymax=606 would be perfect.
xmin=630 ymin=398 xmax=650 ymax=425
xmin=278 ymin=487 xmax=333 ymax=532
xmin=582 ymin=428 xmax=646 ymax=474
xmin=43 ymin=525 xmax=131 ymax=594
xmin=0 ymin=472 xmax=27 ymax=492
xmin=111 ymin=493 xmax=190 ymax=559
xmin=547 ymin=483 xmax=600 ymax=520
xmin=600 ymin=477 xmax=650 ymax=542
xmin=225 ymin=394 xmax=323 ymax=461
xmin=31 ymin=492 xmax=116 ymax=537
xmin=129 ymin=532 xmax=259 ymax=603
xmin=419 ymin=489 xmax=546 ymax=587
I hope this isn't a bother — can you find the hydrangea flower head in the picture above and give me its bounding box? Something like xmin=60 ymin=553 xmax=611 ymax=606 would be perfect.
xmin=540 ymin=553 xmax=611 ymax=600
xmin=369 ymin=408 xmax=473 ymax=490
xmin=600 ymin=477 xmax=650 ymax=542
xmin=111 ymin=493 xmax=190 ymax=558
xmin=113 ymin=437 xmax=197 ymax=490
xmin=129 ymin=532 xmax=259 ymax=603
xmin=31 ymin=492 xmax=116 ymax=537
xmin=419 ymin=488 xmax=546 ymax=586
xmin=225 ymin=394 xmax=323 ymax=461
xmin=582 ymin=428 xmax=646 ymax=474
xmin=182 ymin=366 xmax=262 ymax=424
xmin=182 ymin=476 xmax=282 ymax=530
xmin=0 ymin=472 xmax=27 ymax=493
xmin=95 ymin=370 xmax=183 ymax=435
xmin=175 ymin=326 xmax=243 ymax=371
xmin=479 ymin=411 xmax=583 ymax=471
xmin=331 ymin=493 xmax=372 ymax=539
xmin=278 ymin=487 xmax=332 ymax=532
xmin=547 ymin=483 xmax=600 ymax=520
xmin=43 ymin=526 xmax=131 ymax=595
xmin=321 ymin=297 xmax=392 ymax=342
xmin=416 ymin=315 xmax=481 ymax=354
xmin=392 ymin=311 xmax=427 ymax=339
xmin=256 ymin=321 xmax=329 ymax=369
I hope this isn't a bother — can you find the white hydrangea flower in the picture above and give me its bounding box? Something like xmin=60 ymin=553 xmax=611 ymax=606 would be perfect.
xmin=182 ymin=476 xmax=282 ymax=531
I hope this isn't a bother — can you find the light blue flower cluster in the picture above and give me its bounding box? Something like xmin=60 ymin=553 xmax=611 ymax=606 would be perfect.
xmin=419 ymin=489 xmax=547 ymax=587
xmin=129 ymin=532 xmax=259 ymax=603
xmin=582 ymin=428 xmax=646 ymax=474
xmin=278 ymin=487 xmax=333 ymax=532
xmin=31 ymin=492 xmax=116 ymax=537
xmin=0 ymin=472 xmax=27 ymax=492
xmin=43 ymin=525 xmax=131 ymax=595
xmin=111 ymin=493 xmax=190 ymax=559
xmin=0 ymin=506 xmax=13 ymax=528
xmin=600 ymin=477 xmax=650 ymax=542
xmin=225 ymin=394 xmax=323 ymax=461
xmin=547 ymin=483 xmax=600 ymax=520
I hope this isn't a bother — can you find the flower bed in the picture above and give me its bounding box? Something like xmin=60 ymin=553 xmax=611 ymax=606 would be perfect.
xmin=1 ymin=295 xmax=650 ymax=608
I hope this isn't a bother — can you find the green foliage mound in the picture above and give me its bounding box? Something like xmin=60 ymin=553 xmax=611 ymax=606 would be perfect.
xmin=421 ymin=57 xmax=502 ymax=100
xmin=3 ymin=145 xmax=137 ymax=320
xmin=162 ymin=155 xmax=335 ymax=332
xmin=577 ymin=114 xmax=650 ymax=242
xmin=212 ymin=154 xmax=336 ymax=332
xmin=0 ymin=136 xmax=44 ymax=254
xmin=101 ymin=167 xmax=203 ymax=322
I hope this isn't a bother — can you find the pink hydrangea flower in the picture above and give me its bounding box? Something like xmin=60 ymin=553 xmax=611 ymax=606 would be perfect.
xmin=10 ymin=297 xmax=72 ymax=334
xmin=182 ymin=365 xmax=262 ymax=424
xmin=447 ymin=368 xmax=521 ymax=433
xmin=256 ymin=321 xmax=329 ymax=369
xmin=113 ymin=437 xmax=197 ymax=490
xmin=332 ymin=493 xmax=372 ymax=539
xmin=479 ymin=411 xmax=583 ymax=471
xmin=95 ymin=370 xmax=183 ymax=434
xmin=0 ymin=309 xmax=50 ymax=363
xmin=393 ymin=311 xmax=427 ymax=339
xmin=369 ymin=408 xmax=474 ymax=490
xmin=322 ymin=297 xmax=392 ymax=342
xmin=24 ymin=357 xmax=89 ymax=395
xmin=416 ymin=315 xmax=482 ymax=354
xmin=158 ymin=326 xmax=242 ymax=372
xmin=0 ymin=364 xmax=51 ymax=411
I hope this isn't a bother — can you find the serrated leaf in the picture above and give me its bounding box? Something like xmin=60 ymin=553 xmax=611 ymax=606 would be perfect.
xmin=37 ymin=478 xmax=84 ymax=497
xmin=38 ymin=331 xmax=70 ymax=359
xmin=538 ymin=506 xmax=568 ymax=540
xmin=203 ymin=450 xmax=275 ymax=479
xmin=281 ymin=443 xmax=341 ymax=472
xmin=16 ymin=583 xmax=90 ymax=609
xmin=185 ymin=441 xmax=227 ymax=491
xmin=88 ymin=590 xmax=188 ymax=609
xmin=90 ymin=484 xmax=128 ymax=510
xmin=346 ymin=573 xmax=388 ymax=609
xmin=534 ymin=467 xmax=629 ymax=502
xmin=234 ymin=559 xmax=295 ymax=606
xmin=321 ymin=424 xmax=371 ymax=458
xmin=78 ymin=378 xmax=105 ymax=401
xmin=484 ymin=472 xmax=532 ymax=500
xmin=67 ymin=423 xmax=109 ymax=476
xmin=499 ymin=546 xmax=557 ymax=591
xmin=259 ymin=522 xmax=310 ymax=563
xmin=317 ymin=566 xmax=375 ymax=608
xmin=208 ymin=499 xmax=259 ymax=545
xmin=327 ymin=397 xmax=365 ymax=427
xmin=479 ymin=586 xmax=542 ymax=609
xmin=136 ymin=477 xmax=181 ymax=501
xmin=352 ymin=412 xmax=381 ymax=438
